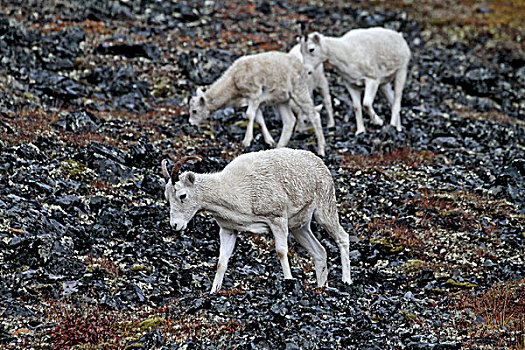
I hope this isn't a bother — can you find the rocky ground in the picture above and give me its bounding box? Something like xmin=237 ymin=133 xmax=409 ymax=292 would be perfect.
xmin=0 ymin=0 xmax=524 ymax=349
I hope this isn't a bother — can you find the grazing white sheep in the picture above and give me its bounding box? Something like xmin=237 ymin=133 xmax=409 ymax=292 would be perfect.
xmin=300 ymin=26 xmax=411 ymax=135
xmin=161 ymin=148 xmax=352 ymax=293
xmin=288 ymin=44 xmax=334 ymax=132
xmin=188 ymin=51 xmax=326 ymax=156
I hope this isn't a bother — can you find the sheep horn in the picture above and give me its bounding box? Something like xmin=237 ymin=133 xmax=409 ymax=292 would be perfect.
xmin=170 ymin=155 xmax=202 ymax=183
xmin=161 ymin=159 xmax=170 ymax=181
xmin=299 ymin=21 xmax=309 ymax=39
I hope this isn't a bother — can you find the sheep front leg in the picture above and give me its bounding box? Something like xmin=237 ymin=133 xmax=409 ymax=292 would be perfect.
xmin=318 ymin=72 xmax=334 ymax=128
xmin=276 ymin=103 xmax=296 ymax=148
xmin=242 ymin=101 xmax=260 ymax=147
xmin=211 ymin=227 xmax=238 ymax=293
xmin=345 ymin=84 xmax=365 ymax=135
xmin=255 ymin=108 xmax=276 ymax=147
xmin=307 ymin=108 xmax=326 ymax=157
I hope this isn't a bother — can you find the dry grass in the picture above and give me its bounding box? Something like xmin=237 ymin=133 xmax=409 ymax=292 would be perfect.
xmin=453 ymin=280 xmax=525 ymax=349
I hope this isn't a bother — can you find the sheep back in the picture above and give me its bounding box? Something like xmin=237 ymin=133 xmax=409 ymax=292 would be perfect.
xmin=222 ymin=148 xmax=333 ymax=217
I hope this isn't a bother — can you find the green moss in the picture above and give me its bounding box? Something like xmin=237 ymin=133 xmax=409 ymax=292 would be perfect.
xmin=233 ymin=120 xmax=261 ymax=130
xmin=137 ymin=317 xmax=164 ymax=332
xmin=402 ymin=259 xmax=425 ymax=273
xmin=85 ymin=264 xmax=115 ymax=278
xmin=59 ymin=160 xmax=96 ymax=181
xmin=430 ymin=288 xmax=449 ymax=295
xmin=401 ymin=310 xmax=418 ymax=322
xmin=370 ymin=237 xmax=404 ymax=254
xmin=152 ymin=77 xmax=172 ymax=97
xmin=128 ymin=264 xmax=153 ymax=274
xmin=86 ymin=264 xmax=98 ymax=273
xmin=444 ymin=278 xmax=478 ymax=289
xmin=73 ymin=58 xmax=84 ymax=69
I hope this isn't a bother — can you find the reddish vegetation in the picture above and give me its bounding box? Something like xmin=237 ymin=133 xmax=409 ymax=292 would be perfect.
xmin=339 ymin=147 xmax=438 ymax=170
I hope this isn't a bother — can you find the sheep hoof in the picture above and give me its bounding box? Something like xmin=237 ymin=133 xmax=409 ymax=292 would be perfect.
xmin=242 ymin=139 xmax=252 ymax=147
xmin=340 ymin=277 xmax=353 ymax=287
xmin=266 ymin=138 xmax=276 ymax=147
xmin=327 ymin=121 xmax=335 ymax=128
xmin=372 ymin=117 xmax=384 ymax=126
xmin=355 ymin=128 xmax=366 ymax=136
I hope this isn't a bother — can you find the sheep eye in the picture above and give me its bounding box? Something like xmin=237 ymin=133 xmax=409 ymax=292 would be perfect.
xmin=192 ymin=110 xmax=197 ymax=114
xmin=179 ymin=193 xmax=187 ymax=202
xmin=309 ymin=47 xmax=315 ymax=53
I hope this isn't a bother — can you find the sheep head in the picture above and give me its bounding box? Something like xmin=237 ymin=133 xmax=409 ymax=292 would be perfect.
xmin=189 ymin=88 xmax=209 ymax=126
xmin=300 ymin=30 xmax=324 ymax=76
xmin=161 ymin=156 xmax=202 ymax=231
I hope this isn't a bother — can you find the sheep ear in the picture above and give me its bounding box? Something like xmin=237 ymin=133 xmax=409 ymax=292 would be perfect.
xmin=196 ymin=87 xmax=204 ymax=96
xmin=184 ymin=172 xmax=196 ymax=186
xmin=311 ymin=33 xmax=320 ymax=44
xmin=198 ymin=95 xmax=206 ymax=106
xmin=314 ymin=104 xmax=323 ymax=112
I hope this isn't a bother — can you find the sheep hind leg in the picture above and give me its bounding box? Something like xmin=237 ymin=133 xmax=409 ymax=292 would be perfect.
xmin=363 ymin=79 xmax=383 ymax=127
xmin=269 ymin=218 xmax=293 ymax=281
xmin=313 ymin=204 xmax=352 ymax=284
xmin=291 ymin=221 xmax=328 ymax=287
xmin=391 ymin=65 xmax=408 ymax=131
xmin=380 ymin=82 xmax=395 ymax=107
xmin=255 ymin=108 xmax=275 ymax=147
xmin=211 ymin=227 xmax=238 ymax=293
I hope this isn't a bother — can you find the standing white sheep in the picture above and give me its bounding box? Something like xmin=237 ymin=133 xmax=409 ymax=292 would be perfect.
xmin=161 ymin=148 xmax=352 ymax=293
xmin=300 ymin=26 xmax=411 ymax=135
xmin=288 ymin=44 xmax=334 ymax=132
xmin=188 ymin=51 xmax=326 ymax=156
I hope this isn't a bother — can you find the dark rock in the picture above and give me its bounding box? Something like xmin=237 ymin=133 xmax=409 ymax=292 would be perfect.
xmin=256 ymin=2 xmax=272 ymax=15
xmin=30 ymin=69 xmax=88 ymax=100
xmin=125 ymin=136 xmax=162 ymax=168
xmin=138 ymin=173 xmax=165 ymax=197
xmin=476 ymin=6 xmax=490 ymax=14
xmin=418 ymin=269 xmax=435 ymax=284
xmin=94 ymin=43 xmax=161 ymax=60
xmin=52 ymin=110 xmax=99 ymax=133
xmin=431 ymin=136 xmax=459 ymax=148
xmin=178 ymin=49 xmax=238 ymax=85
xmin=131 ymin=330 xmax=165 ymax=349
xmin=174 ymin=3 xmax=200 ymax=22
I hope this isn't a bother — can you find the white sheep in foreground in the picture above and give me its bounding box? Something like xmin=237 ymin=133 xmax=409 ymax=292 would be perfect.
xmin=161 ymin=148 xmax=352 ymax=293
xmin=300 ymin=26 xmax=411 ymax=135
xmin=188 ymin=51 xmax=326 ymax=156
xmin=288 ymin=43 xmax=334 ymax=132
